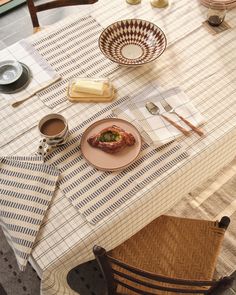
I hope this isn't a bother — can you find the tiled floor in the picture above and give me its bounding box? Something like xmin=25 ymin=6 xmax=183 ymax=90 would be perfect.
xmin=1 ymin=4 xmax=236 ymax=295
xmin=0 ymin=2 xmax=91 ymax=48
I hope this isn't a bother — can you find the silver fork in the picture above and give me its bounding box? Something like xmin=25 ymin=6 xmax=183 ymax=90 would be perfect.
xmin=160 ymin=100 xmax=204 ymax=136
xmin=145 ymin=101 xmax=191 ymax=136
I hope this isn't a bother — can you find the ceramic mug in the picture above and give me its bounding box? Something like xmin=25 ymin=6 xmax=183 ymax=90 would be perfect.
xmin=38 ymin=113 xmax=69 ymax=147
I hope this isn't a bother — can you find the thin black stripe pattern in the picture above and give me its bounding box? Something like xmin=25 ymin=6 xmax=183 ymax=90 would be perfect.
xmin=0 ymin=157 xmax=59 ymax=271
xmin=33 ymin=16 xmax=119 ymax=109
xmin=45 ymin=95 xmax=188 ymax=224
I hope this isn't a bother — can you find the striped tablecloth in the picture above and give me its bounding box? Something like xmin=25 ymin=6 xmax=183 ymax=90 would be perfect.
xmin=33 ymin=16 xmax=119 ymax=109
xmin=28 ymin=0 xmax=205 ymax=110
xmin=0 ymin=0 xmax=209 ymax=149
xmin=0 ymin=1 xmax=236 ymax=295
xmin=45 ymin=109 xmax=187 ymax=225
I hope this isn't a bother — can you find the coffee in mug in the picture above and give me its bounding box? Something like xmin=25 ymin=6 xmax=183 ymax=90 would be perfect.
xmin=38 ymin=114 xmax=69 ymax=146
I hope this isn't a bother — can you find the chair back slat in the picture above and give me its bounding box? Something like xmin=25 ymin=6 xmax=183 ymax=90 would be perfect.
xmin=35 ymin=0 xmax=97 ymax=12
xmin=93 ymin=216 xmax=233 ymax=295
xmin=113 ymin=270 xmax=209 ymax=294
xmin=94 ymin=246 xmax=217 ymax=295
xmin=115 ymin=279 xmax=163 ymax=295
xmin=109 ymin=255 xmax=214 ymax=287
xmin=26 ymin=0 xmax=98 ymax=29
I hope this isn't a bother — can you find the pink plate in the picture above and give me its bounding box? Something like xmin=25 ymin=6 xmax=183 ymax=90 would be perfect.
xmin=80 ymin=118 xmax=142 ymax=171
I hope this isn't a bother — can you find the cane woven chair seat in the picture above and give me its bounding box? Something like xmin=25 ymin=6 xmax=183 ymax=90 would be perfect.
xmin=94 ymin=215 xmax=233 ymax=295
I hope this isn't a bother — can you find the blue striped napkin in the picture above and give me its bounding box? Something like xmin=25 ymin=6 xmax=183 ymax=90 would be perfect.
xmin=0 ymin=156 xmax=59 ymax=271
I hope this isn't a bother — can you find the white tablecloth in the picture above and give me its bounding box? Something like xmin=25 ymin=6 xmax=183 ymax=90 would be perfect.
xmin=0 ymin=1 xmax=236 ymax=294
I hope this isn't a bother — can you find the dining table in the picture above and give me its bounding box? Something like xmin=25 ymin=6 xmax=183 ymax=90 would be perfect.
xmin=0 ymin=0 xmax=236 ymax=294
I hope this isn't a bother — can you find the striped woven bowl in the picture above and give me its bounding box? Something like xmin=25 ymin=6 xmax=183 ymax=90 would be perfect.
xmin=99 ymin=19 xmax=167 ymax=66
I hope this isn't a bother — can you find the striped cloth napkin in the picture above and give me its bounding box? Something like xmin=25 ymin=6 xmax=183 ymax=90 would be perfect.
xmin=0 ymin=40 xmax=61 ymax=105
xmin=0 ymin=156 xmax=59 ymax=271
xmin=113 ymin=86 xmax=204 ymax=146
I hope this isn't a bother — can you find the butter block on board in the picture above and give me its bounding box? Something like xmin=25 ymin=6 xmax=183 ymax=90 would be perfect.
xmin=73 ymin=80 xmax=105 ymax=96
xmin=67 ymin=78 xmax=115 ymax=102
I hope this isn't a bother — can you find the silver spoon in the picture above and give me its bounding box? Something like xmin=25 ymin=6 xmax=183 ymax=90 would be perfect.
xmin=11 ymin=76 xmax=61 ymax=108
xmin=145 ymin=101 xmax=191 ymax=137
xmin=11 ymin=93 xmax=35 ymax=107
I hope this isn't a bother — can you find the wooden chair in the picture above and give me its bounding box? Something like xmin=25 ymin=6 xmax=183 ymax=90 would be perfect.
xmin=26 ymin=0 xmax=98 ymax=32
xmin=93 ymin=215 xmax=234 ymax=295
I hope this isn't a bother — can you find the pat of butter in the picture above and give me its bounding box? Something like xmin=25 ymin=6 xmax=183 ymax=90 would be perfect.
xmin=73 ymin=80 xmax=104 ymax=96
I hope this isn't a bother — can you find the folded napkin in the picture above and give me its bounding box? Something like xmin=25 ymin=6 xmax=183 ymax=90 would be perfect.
xmin=113 ymin=86 xmax=204 ymax=146
xmin=0 ymin=40 xmax=61 ymax=104
xmin=0 ymin=156 xmax=59 ymax=271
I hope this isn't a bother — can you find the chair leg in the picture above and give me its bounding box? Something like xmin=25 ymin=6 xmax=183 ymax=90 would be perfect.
xmin=93 ymin=246 xmax=117 ymax=295
xmin=26 ymin=0 xmax=40 ymax=28
xmin=33 ymin=27 xmax=41 ymax=34
xmin=207 ymin=276 xmax=234 ymax=295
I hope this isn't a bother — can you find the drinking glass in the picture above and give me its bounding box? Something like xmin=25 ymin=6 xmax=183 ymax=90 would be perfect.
xmin=150 ymin=0 xmax=169 ymax=8
xmin=126 ymin=0 xmax=141 ymax=4
xmin=207 ymin=1 xmax=226 ymax=26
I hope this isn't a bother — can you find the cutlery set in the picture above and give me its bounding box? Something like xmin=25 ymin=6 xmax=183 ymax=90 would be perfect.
xmin=146 ymin=100 xmax=204 ymax=137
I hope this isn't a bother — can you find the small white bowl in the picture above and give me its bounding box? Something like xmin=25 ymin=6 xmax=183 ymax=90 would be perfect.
xmin=0 ymin=60 xmax=23 ymax=85
xmin=99 ymin=19 xmax=167 ymax=66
